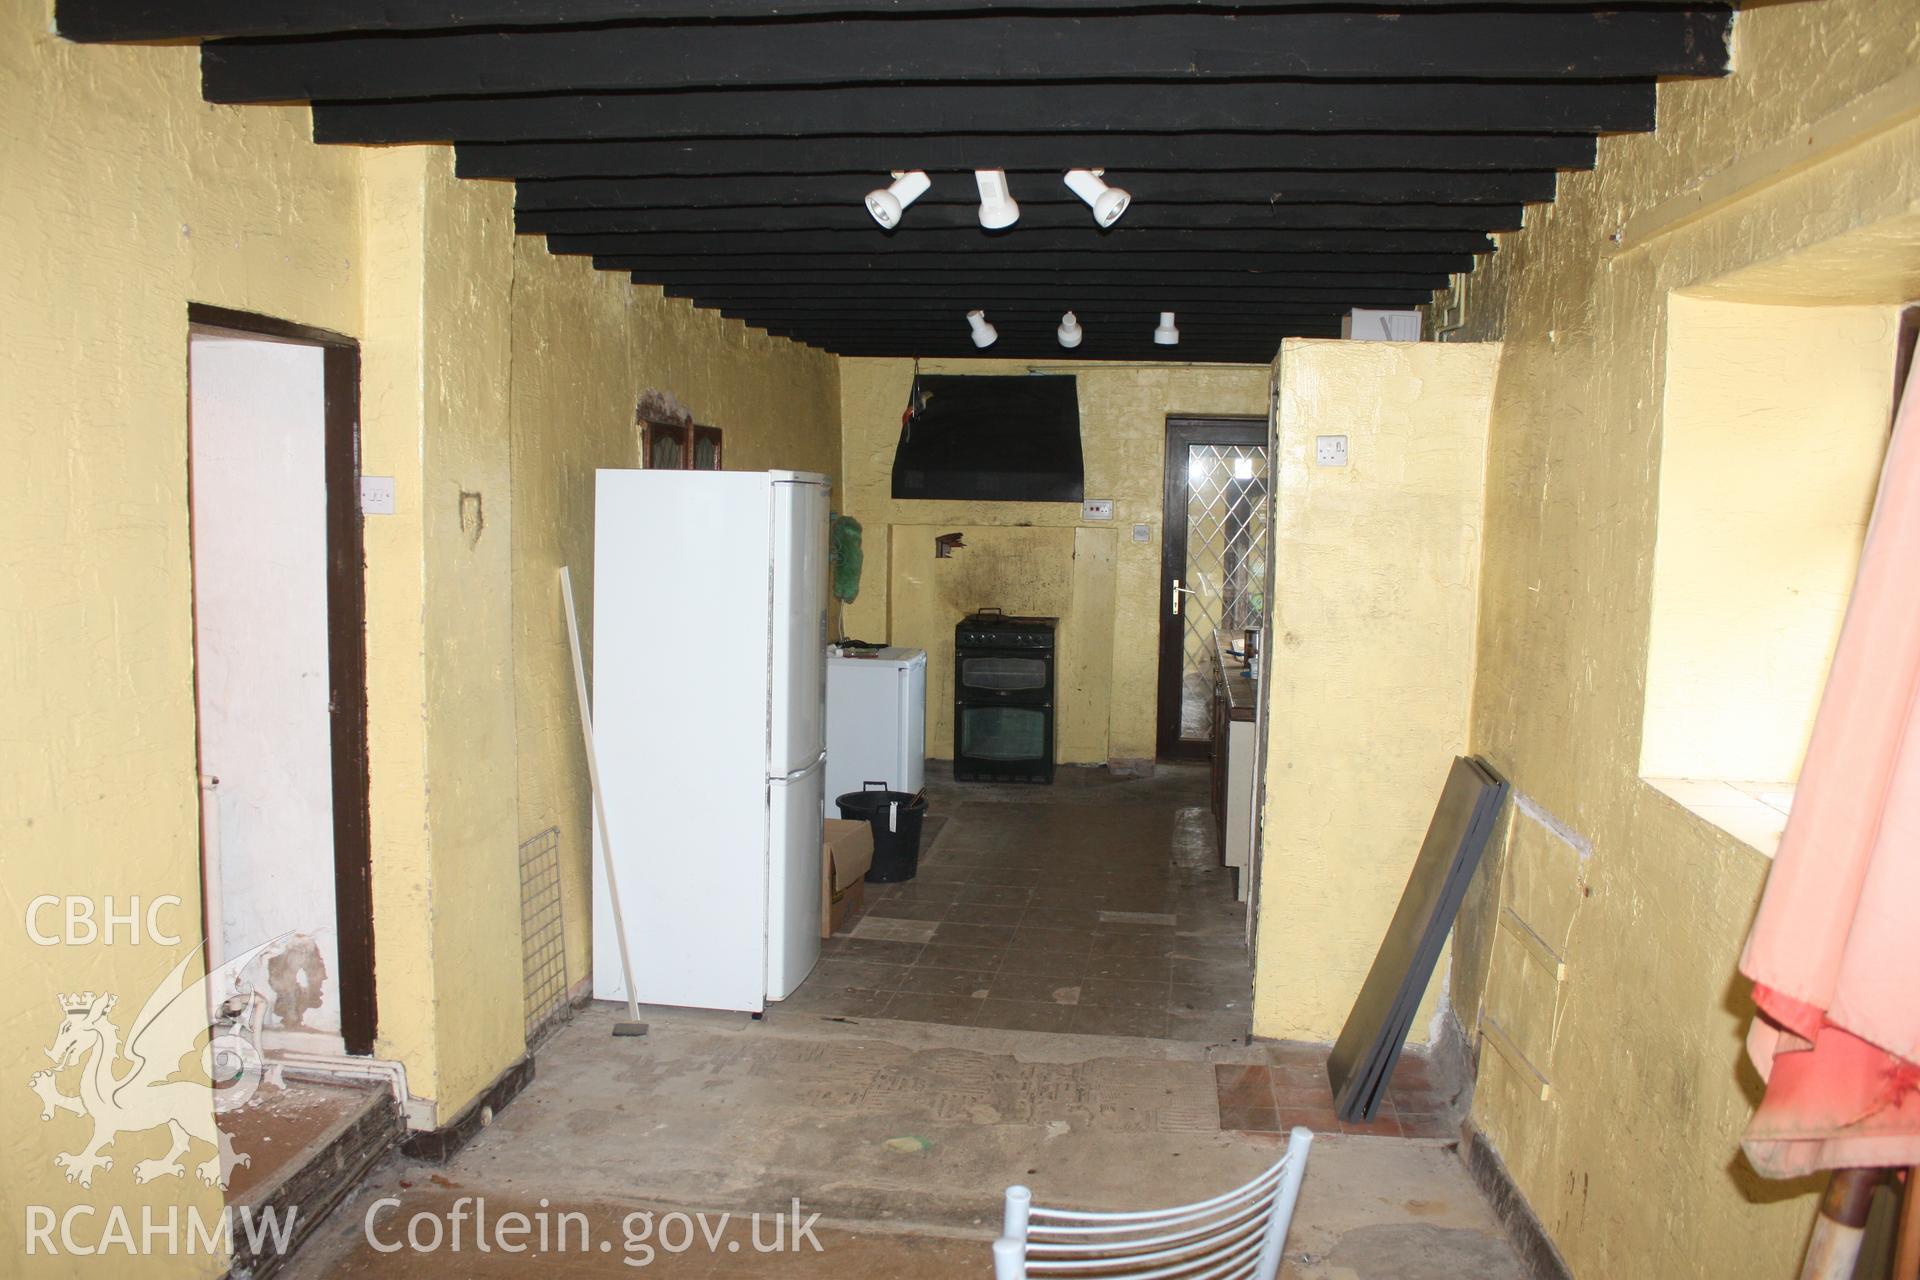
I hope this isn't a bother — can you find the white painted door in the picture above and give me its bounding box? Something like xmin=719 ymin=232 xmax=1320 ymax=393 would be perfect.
xmin=188 ymin=333 xmax=343 ymax=1044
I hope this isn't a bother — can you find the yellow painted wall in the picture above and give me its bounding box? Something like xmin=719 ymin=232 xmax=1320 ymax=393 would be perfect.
xmin=1 ymin=3 xmax=840 ymax=1270
xmin=838 ymin=357 xmax=1269 ymax=765
xmin=1641 ymin=298 xmax=1897 ymax=783
xmin=1250 ymin=340 xmax=1499 ymax=1045
xmin=1444 ymin=0 xmax=1920 ymax=1275
xmin=507 ymin=246 xmax=841 ymax=1010
xmin=1 ymin=3 xmax=365 ymax=1270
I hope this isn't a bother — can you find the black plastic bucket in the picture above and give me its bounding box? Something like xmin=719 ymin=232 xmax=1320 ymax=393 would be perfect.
xmin=836 ymin=782 xmax=928 ymax=884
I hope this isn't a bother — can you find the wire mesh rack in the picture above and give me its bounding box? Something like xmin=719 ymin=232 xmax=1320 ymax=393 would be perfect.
xmin=519 ymin=825 xmax=572 ymax=1049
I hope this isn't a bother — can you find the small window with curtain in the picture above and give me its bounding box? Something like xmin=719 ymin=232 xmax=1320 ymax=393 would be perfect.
xmin=641 ymin=419 xmax=690 ymax=470
xmin=692 ymin=425 xmax=723 ymax=471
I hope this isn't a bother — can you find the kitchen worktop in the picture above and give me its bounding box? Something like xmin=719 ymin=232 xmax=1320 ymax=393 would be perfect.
xmin=1214 ymin=633 xmax=1258 ymax=723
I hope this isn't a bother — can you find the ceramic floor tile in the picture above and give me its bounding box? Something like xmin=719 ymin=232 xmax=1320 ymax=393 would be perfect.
xmin=881 ymin=992 xmax=985 ymax=1025
xmin=987 ymin=973 xmax=1082 ymax=1004
xmin=896 ymin=965 xmax=997 ymax=998
xmin=974 ymin=999 xmax=1078 ymax=1033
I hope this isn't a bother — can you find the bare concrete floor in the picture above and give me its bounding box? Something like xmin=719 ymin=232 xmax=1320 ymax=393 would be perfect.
xmin=282 ymin=1006 xmax=1524 ymax=1278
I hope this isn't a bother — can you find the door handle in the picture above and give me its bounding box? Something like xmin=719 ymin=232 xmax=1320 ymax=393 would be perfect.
xmin=1170 ymin=578 xmax=1198 ymax=616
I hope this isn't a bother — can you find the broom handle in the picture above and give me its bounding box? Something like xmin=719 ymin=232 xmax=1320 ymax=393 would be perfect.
xmin=560 ymin=568 xmax=644 ymax=1027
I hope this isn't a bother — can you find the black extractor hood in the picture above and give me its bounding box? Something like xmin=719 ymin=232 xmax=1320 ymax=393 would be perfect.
xmin=891 ymin=374 xmax=1085 ymax=503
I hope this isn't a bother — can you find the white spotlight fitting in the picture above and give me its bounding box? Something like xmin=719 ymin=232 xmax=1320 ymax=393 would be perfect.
xmin=1064 ymin=169 xmax=1131 ymax=227
xmin=974 ymin=169 xmax=1021 ymax=230
xmin=1154 ymin=311 xmax=1180 ymax=346
xmin=864 ymin=170 xmax=931 ymax=229
xmin=967 ymin=310 xmax=999 ymax=348
xmin=1056 ymin=311 xmax=1084 ymax=349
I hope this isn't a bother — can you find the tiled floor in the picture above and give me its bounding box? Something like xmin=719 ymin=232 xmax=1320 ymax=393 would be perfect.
xmin=1216 ymin=1045 xmax=1459 ymax=1141
xmin=784 ymin=761 xmax=1253 ymax=1042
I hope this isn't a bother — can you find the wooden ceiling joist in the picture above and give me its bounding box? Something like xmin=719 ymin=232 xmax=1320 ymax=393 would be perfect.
xmin=457 ymin=134 xmax=1602 ymax=180
xmin=56 ymin=0 xmax=1727 ymax=43
xmin=200 ymin=12 xmax=1727 ymax=103
xmin=512 ymin=170 xmax=1559 ymax=211
xmin=516 ymin=202 xmax=1525 ymax=236
xmin=544 ymin=228 xmax=1500 ymax=256
xmin=311 ymin=82 xmax=1654 ymax=146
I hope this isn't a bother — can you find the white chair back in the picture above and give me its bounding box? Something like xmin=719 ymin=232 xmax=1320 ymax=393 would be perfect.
xmin=993 ymin=1126 xmax=1313 ymax=1280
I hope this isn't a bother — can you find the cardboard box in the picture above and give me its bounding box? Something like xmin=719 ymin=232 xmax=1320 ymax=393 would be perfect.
xmin=823 ymin=818 xmax=875 ymax=937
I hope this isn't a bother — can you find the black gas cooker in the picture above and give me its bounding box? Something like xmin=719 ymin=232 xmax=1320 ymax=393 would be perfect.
xmin=955 ymin=609 xmax=1057 ymax=651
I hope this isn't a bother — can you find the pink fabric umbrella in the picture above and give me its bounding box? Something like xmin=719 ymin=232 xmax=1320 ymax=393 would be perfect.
xmin=1739 ymin=333 xmax=1920 ymax=1273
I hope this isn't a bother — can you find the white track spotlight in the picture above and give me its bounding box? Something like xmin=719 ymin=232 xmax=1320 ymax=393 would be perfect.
xmin=1154 ymin=311 xmax=1180 ymax=346
xmin=864 ymin=170 xmax=931 ymax=229
xmin=1063 ymin=169 xmax=1131 ymax=227
xmin=1056 ymin=311 xmax=1084 ymax=349
xmin=974 ymin=169 xmax=1021 ymax=230
xmin=967 ymin=310 xmax=1000 ymax=348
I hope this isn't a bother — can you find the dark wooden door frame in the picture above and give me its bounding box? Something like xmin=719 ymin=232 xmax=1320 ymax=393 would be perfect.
xmin=185 ymin=303 xmax=377 ymax=1056
xmin=1156 ymin=415 xmax=1269 ymax=762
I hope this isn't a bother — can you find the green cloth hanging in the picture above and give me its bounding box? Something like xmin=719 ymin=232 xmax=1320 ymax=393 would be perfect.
xmin=829 ymin=514 xmax=864 ymax=604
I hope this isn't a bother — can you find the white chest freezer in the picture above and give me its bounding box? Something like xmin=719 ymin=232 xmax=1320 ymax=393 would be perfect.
xmin=825 ymin=647 xmax=927 ymax=815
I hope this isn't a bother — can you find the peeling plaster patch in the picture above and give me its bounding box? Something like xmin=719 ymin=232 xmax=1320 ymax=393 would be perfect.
xmin=636 ymin=387 xmax=695 ymax=427
xmin=266 ymin=934 xmax=330 ymax=1030
xmin=1512 ymin=791 xmax=1594 ymax=862
xmin=459 ymin=489 xmax=485 ymax=546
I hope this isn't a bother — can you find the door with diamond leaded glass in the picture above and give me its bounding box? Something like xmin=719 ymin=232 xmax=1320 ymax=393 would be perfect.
xmin=1157 ymin=418 xmax=1270 ymax=760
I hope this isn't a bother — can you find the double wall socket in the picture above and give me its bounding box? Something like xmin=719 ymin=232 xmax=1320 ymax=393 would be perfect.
xmin=1081 ymin=499 xmax=1114 ymax=521
xmin=1315 ymin=435 xmax=1349 ymax=467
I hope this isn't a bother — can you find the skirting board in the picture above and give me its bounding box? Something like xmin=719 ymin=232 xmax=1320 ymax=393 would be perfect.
xmin=400 ymin=1055 xmax=537 ymax=1164
xmin=1461 ymin=1123 xmax=1575 ymax=1280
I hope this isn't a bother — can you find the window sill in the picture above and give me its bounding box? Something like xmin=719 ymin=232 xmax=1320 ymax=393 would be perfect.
xmin=1644 ymin=777 xmax=1794 ymax=859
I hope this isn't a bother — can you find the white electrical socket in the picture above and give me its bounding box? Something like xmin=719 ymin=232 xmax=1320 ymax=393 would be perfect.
xmin=360 ymin=475 xmax=396 ymax=514
xmin=1315 ymin=435 xmax=1349 ymax=467
xmin=1081 ymin=499 xmax=1114 ymax=521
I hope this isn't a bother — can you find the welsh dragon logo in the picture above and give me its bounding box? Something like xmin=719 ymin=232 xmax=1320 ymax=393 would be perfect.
xmin=28 ymin=935 xmax=288 ymax=1190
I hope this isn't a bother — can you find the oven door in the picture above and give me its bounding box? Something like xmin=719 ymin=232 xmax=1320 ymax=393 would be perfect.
xmin=956 ymin=703 xmax=1051 ymax=765
xmin=954 ymin=646 xmax=1052 ymax=705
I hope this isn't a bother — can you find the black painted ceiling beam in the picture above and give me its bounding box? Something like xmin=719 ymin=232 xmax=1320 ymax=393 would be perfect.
xmin=313 ymin=81 xmax=1653 ymax=144
xmin=519 ymin=202 xmax=1521 ymax=236
xmin=673 ymin=286 xmax=1428 ymax=306
xmin=642 ymin=269 xmax=1448 ymax=292
xmin=516 ymin=170 xmax=1557 ymax=212
xmin=608 ymin=250 xmax=1471 ymax=276
xmin=718 ymin=301 xmax=1367 ymax=318
xmin=202 ymin=12 xmax=1726 ymax=103
xmin=763 ymin=327 xmax=1322 ymax=344
xmin=460 ymin=134 xmax=1599 ymax=180
xmin=759 ymin=332 xmax=1325 ymax=355
xmin=58 ymin=0 xmax=1718 ymax=43
xmin=683 ymin=289 xmax=1423 ymax=309
xmin=547 ymin=228 xmax=1497 ymax=256
xmin=725 ymin=306 xmax=1342 ymax=323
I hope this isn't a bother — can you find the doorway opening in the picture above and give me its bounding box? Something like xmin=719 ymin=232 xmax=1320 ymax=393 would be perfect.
xmin=1156 ymin=417 xmax=1272 ymax=762
xmin=186 ymin=305 xmax=375 ymax=1058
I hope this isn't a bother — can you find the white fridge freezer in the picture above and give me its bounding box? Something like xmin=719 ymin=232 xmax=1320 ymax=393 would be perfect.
xmin=590 ymin=469 xmax=829 ymax=1013
xmin=825 ymin=648 xmax=927 ymax=814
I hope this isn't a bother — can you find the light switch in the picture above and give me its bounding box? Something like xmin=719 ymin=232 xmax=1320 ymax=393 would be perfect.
xmin=1081 ymin=498 xmax=1114 ymax=521
xmin=1132 ymin=522 xmax=1153 ymax=543
xmin=1315 ymin=435 xmax=1349 ymax=467
xmin=360 ymin=475 xmax=396 ymax=515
